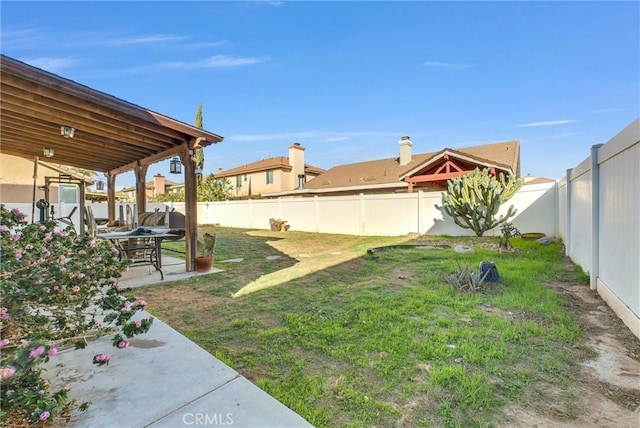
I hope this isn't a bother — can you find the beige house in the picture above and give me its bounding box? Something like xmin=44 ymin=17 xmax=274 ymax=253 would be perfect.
xmin=0 ymin=153 xmax=94 ymax=203
xmin=120 ymin=174 xmax=183 ymax=201
xmin=266 ymin=137 xmax=521 ymax=197
xmin=214 ymin=143 xmax=325 ymax=198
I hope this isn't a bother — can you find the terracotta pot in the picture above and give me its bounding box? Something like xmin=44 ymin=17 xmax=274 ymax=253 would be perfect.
xmin=194 ymin=256 xmax=214 ymax=273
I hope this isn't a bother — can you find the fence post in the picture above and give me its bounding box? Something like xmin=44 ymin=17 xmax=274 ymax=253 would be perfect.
xmin=359 ymin=193 xmax=365 ymax=236
xmin=314 ymin=195 xmax=319 ymax=232
xmin=590 ymin=144 xmax=603 ymax=290
xmin=565 ymin=168 xmax=572 ymax=257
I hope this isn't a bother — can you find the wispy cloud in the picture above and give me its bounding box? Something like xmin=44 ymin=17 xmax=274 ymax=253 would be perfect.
xmin=101 ymin=34 xmax=188 ymax=46
xmin=422 ymin=61 xmax=476 ymax=69
xmin=183 ymin=40 xmax=229 ymax=50
xmin=517 ymin=120 xmax=578 ymax=128
xmin=229 ymin=131 xmax=318 ymax=142
xmin=21 ymin=56 xmax=81 ymax=72
xmin=229 ymin=130 xmax=440 ymax=143
xmin=161 ymin=55 xmax=270 ymax=69
xmin=588 ymin=108 xmax=624 ymax=113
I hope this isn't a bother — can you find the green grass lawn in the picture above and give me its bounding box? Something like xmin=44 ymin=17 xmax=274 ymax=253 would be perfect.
xmin=144 ymin=227 xmax=586 ymax=427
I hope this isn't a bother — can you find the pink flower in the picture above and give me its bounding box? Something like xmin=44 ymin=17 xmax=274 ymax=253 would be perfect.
xmin=72 ymin=286 xmax=80 ymax=292
xmin=0 ymin=366 xmax=16 ymax=379
xmin=0 ymin=225 xmax=9 ymax=232
xmin=93 ymin=353 xmax=111 ymax=366
xmin=138 ymin=299 xmax=147 ymax=307
xmin=1 ymin=308 xmax=8 ymax=320
xmin=39 ymin=411 xmax=50 ymax=421
xmin=117 ymin=341 xmax=129 ymax=349
xmin=54 ymin=231 xmax=66 ymax=237
xmin=77 ymin=273 xmax=86 ymax=279
xmin=15 ymin=252 xmax=23 ymax=260
xmin=11 ymin=208 xmax=26 ymax=218
xmin=44 ymin=233 xmax=53 ymax=242
xmin=48 ymin=347 xmax=58 ymax=356
xmin=89 ymin=239 xmax=97 ymax=248
xmin=135 ymin=320 xmax=142 ymax=328
xmin=38 ymin=389 xmax=45 ymax=395
xmin=11 ymin=233 xmax=21 ymax=240
xmin=29 ymin=346 xmax=46 ymax=358
xmin=43 ymin=249 xmax=51 ymax=257
xmin=0 ymin=339 xmax=8 ymax=347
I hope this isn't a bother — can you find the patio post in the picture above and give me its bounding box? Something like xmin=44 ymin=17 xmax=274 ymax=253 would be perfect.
xmin=107 ymin=172 xmax=116 ymax=225
xmin=181 ymin=148 xmax=197 ymax=272
xmin=134 ymin=163 xmax=148 ymax=214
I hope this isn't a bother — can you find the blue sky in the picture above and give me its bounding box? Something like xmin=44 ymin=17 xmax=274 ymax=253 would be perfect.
xmin=2 ymin=1 xmax=638 ymax=188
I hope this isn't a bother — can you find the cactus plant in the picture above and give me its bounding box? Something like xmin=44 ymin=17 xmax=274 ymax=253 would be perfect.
xmin=441 ymin=168 xmax=523 ymax=237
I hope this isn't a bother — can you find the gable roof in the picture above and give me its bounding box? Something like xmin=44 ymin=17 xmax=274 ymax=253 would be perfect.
xmin=304 ymin=140 xmax=519 ymax=191
xmin=215 ymin=156 xmax=325 ymax=178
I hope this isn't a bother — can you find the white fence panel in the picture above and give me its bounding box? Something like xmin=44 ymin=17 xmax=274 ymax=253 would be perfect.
xmin=362 ymin=193 xmax=419 ymax=236
xmin=556 ymin=178 xmax=567 ymax=241
xmin=568 ymin=159 xmax=593 ymax=274
xmin=597 ymin=127 xmax=640 ymax=328
xmin=316 ymin=196 xmax=362 ymax=235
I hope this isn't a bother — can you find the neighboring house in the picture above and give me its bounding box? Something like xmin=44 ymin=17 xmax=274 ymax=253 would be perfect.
xmin=120 ymin=174 xmax=183 ymax=201
xmin=265 ymin=137 xmax=521 ymax=197
xmin=0 ymin=153 xmax=94 ymax=203
xmin=214 ymin=143 xmax=325 ymax=198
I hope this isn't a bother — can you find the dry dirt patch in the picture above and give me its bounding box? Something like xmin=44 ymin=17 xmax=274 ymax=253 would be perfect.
xmin=503 ymin=281 xmax=640 ymax=428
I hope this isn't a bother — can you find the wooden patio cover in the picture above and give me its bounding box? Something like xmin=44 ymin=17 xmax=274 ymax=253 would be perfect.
xmin=0 ymin=54 xmax=223 ymax=271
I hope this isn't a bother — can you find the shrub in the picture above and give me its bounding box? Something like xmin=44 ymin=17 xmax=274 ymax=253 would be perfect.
xmin=0 ymin=205 xmax=153 ymax=424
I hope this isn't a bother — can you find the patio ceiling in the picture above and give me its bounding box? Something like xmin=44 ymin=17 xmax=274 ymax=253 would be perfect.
xmin=0 ymin=55 xmax=223 ymax=175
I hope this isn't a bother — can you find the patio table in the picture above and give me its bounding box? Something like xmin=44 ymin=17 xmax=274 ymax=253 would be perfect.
xmin=97 ymin=229 xmax=178 ymax=280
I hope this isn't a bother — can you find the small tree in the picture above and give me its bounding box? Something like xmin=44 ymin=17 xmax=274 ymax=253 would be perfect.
xmin=194 ymin=103 xmax=205 ymax=185
xmin=198 ymin=174 xmax=233 ymax=202
xmin=441 ymin=168 xmax=523 ymax=237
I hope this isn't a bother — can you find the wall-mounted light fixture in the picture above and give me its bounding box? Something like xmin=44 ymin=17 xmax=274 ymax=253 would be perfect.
xmin=169 ymin=157 xmax=182 ymax=174
xmin=43 ymin=147 xmax=54 ymax=158
xmin=60 ymin=125 xmax=75 ymax=138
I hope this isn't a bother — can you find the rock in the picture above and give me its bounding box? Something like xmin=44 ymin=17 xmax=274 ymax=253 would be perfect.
xmin=454 ymin=245 xmax=474 ymax=253
xmin=220 ymin=258 xmax=244 ymax=263
xmin=266 ymin=255 xmax=282 ymax=260
xmin=537 ymin=236 xmax=554 ymax=245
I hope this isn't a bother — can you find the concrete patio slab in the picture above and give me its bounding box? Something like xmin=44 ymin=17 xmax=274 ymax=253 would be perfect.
xmin=45 ymin=314 xmax=312 ymax=428
xmin=119 ymin=255 xmax=223 ymax=289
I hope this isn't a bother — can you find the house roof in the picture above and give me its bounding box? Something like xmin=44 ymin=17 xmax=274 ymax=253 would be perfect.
xmin=215 ymin=156 xmax=325 ymax=178
xmin=304 ymin=140 xmax=520 ymax=190
xmin=121 ymin=177 xmax=182 ymax=192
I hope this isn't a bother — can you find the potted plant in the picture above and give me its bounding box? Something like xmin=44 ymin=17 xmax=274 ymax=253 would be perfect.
xmin=194 ymin=232 xmax=216 ymax=273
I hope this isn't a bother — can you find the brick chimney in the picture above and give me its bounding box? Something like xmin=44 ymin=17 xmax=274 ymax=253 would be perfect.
xmin=399 ymin=136 xmax=413 ymax=166
xmin=288 ymin=143 xmax=306 ymax=189
xmin=153 ymin=174 xmax=166 ymax=196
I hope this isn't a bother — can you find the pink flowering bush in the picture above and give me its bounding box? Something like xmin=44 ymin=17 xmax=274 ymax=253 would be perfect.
xmin=0 ymin=205 xmax=154 ymax=424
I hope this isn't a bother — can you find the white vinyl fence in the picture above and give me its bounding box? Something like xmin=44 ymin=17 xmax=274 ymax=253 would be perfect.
xmin=558 ymin=119 xmax=639 ymax=338
xmin=171 ymin=181 xmax=557 ymax=238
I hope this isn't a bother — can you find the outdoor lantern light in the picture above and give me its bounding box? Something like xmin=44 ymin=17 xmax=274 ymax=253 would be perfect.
xmin=96 ymin=180 xmax=105 ymax=191
xmin=60 ymin=125 xmax=75 ymax=138
xmin=43 ymin=147 xmax=54 ymax=158
xmin=169 ymin=157 xmax=182 ymax=174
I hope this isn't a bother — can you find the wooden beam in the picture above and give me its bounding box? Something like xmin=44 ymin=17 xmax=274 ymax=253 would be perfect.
xmin=181 ymin=150 xmax=197 ymax=272
xmin=134 ymin=164 xmax=148 ymax=214
xmin=0 ymin=88 xmax=177 ymax=150
xmin=0 ymin=57 xmax=200 ymax=139
xmin=108 ymin=142 xmax=189 ymax=176
xmin=107 ymin=173 xmax=116 ymax=224
xmin=406 ymin=170 xmax=469 ymax=184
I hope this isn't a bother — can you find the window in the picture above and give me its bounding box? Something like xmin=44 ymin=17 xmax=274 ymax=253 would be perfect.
xmin=266 ymin=170 xmax=274 ymax=184
xmin=59 ymin=184 xmax=78 ymax=203
xmin=236 ymin=175 xmax=243 ymax=188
